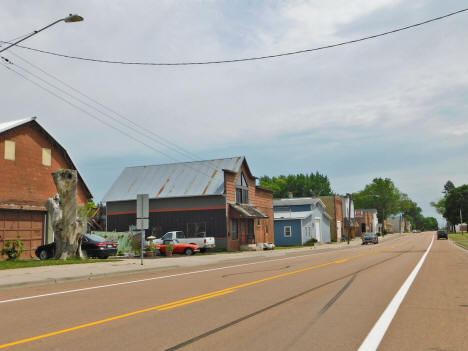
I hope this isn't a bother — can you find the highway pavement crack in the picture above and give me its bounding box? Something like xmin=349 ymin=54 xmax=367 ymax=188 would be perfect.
xmin=165 ymin=250 xmax=408 ymax=351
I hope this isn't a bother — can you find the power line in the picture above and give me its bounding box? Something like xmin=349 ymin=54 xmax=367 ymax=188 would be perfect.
xmin=1 ymin=8 xmax=467 ymax=66
xmin=1 ymin=62 xmax=215 ymax=179
xmin=2 ymin=52 xmax=210 ymax=166
xmin=3 ymin=51 xmax=206 ymax=163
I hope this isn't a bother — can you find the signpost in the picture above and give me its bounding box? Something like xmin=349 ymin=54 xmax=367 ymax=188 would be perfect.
xmin=136 ymin=194 xmax=149 ymax=265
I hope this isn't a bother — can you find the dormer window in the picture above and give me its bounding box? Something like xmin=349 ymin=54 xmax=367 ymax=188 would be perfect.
xmin=236 ymin=172 xmax=249 ymax=204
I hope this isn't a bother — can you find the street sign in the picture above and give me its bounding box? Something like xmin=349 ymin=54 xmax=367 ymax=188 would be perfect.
xmin=136 ymin=194 xmax=149 ymax=230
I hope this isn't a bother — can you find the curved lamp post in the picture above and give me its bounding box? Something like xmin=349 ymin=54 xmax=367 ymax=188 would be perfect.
xmin=0 ymin=14 xmax=83 ymax=54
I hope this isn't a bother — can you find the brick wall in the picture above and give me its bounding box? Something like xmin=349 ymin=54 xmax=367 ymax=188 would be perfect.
xmin=0 ymin=122 xmax=89 ymax=208
xmin=254 ymin=187 xmax=274 ymax=244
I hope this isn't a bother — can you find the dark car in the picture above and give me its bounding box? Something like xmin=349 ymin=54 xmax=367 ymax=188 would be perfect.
xmin=35 ymin=233 xmax=118 ymax=260
xmin=437 ymin=230 xmax=448 ymax=240
xmin=362 ymin=233 xmax=379 ymax=245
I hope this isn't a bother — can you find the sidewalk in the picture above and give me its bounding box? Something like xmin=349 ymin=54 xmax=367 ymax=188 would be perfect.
xmin=0 ymin=233 xmax=404 ymax=290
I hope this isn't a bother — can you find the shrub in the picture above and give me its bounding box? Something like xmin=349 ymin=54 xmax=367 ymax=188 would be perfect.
xmin=304 ymin=238 xmax=318 ymax=246
xmin=1 ymin=236 xmax=24 ymax=260
xmin=376 ymin=232 xmax=382 ymax=237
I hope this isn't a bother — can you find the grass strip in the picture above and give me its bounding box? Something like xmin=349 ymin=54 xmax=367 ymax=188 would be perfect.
xmin=0 ymin=258 xmax=121 ymax=270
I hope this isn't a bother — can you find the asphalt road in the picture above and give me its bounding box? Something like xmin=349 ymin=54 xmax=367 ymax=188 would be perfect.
xmin=0 ymin=232 xmax=466 ymax=350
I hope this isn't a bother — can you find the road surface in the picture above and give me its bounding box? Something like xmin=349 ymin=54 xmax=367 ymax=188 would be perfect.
xmin=0 ymin=232 xmax=466 ymax=350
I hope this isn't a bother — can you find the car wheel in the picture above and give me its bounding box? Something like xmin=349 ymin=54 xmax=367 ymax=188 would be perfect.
xmin=99 ymin=255 xmax=109 ymax=259
xmin=185 ymin=248 xmax=194 ymax=256
xmin=39 ymin=249 xmax=49 ymax=260
xmin=200 ymin=248 xmax=206 ymax=253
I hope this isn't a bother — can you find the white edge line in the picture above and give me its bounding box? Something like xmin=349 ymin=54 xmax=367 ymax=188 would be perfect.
xmin=0 ymin=250 xmax=334 ymax=304
xmin=357 ymin=234 xmax=435 ymax=351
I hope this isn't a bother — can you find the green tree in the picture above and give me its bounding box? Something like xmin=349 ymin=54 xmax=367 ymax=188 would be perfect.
xmin=399 ymin=195 xmax=425 ymax=229
xmin=445 ymin=185 xmax=468 ymax=225
xmin=353 ymin=178 xmax=402 ymax=227
xmin=259 ymin=172 xmax=333 ymax=198
xmin=422 ymin=217 xmax=439 ymax=231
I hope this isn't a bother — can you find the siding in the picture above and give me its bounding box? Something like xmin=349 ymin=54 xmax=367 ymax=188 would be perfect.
xmin=274 ymin=219 xmax=302 ymax=246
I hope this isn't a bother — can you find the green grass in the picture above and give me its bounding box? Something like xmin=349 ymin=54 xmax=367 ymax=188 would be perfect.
xmin=449 ymin=233 xmax=468 ymax=249
xmin=0 ymin=258 xmax=121 ymax=270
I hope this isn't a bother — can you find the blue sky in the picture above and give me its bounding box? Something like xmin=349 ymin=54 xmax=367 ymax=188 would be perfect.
xmin=1 ymin=0 xmax=467 ymax=224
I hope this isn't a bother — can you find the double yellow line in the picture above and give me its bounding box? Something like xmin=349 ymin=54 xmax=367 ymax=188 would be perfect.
xmin=0 ymin=245 xmax=397 ymax=349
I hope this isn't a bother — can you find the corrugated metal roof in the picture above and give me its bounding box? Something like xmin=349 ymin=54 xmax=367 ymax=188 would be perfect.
xmin=274 ymin=197 xmax=323 ymax=207
xmin=103 ymin=156 xmax=245 ymax=202
xmin=274 ymin=211 xmax=312 ymax=220
xmin=0 ymin=117 xmax=34 ymax=134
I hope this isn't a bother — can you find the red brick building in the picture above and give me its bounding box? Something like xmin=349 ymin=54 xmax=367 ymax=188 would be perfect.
xmin=104 ymin=157 xmax=274 ymax=251
xmin=0 ymin=117 xmax=92 ymax=258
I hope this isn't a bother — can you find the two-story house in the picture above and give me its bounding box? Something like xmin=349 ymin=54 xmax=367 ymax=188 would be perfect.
xmin=273 ymin=197 xmax=331 ymax=246
xmin=103 ymin=156 xmax=274 ymax=251
xmin=0 ymin=117 xmax=92 ymax=258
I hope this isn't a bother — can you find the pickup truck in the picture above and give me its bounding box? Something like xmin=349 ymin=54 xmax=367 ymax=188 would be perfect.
xmin=153 ymin=231 xmax=216 ymax=252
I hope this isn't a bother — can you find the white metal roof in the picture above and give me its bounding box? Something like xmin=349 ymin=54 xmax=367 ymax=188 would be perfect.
xmin=274 ymin=211 xmax=312 ymax=220
xmin=0 ymin=117 xmax=35 ymax=134
xmin=103 ymin=156 xmax=246 ymax=202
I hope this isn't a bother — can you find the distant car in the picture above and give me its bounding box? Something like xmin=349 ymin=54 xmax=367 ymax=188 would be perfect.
xmin=437 ymin=230 xmax=448 ymax=240
xmin=35 ymin=233 xmax=118 ymax=260
xmin=156 ymin=239 xmax=200 ymax=256
xmin=362 ymin=233 xmax=379 ymax=245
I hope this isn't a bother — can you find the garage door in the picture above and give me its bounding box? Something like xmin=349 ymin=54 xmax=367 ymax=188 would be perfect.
xmin=0 ymin=210 xmax=45 ymax=259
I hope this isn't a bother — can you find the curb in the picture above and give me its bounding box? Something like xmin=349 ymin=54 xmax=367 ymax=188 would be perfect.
xmin=0 ymin=234 xmax=406 ymax=291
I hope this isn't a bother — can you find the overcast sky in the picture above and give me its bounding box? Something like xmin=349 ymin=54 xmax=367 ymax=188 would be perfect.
xmin=1 ymin=0 xmax=467 ymax=223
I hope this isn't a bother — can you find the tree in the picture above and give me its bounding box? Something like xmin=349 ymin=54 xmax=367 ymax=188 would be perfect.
xmin=422 ymin=217 xmax=439 ymax=231
xmin=399 ymin=196 xmax=425 ymax=229
xmin=259 ymin=172 xmax=333 ymax=198
xmin=443 ymin=180 xmax=455 ymax=197
xmin=353 ymin=178 xmax=402 ymax=228
xmin=48 ymin=170 xmax=86 ymax=260
xmin=445 ymin=185 xmax=468 ymax=226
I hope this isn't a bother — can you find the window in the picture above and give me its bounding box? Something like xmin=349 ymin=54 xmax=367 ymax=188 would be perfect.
xmin=231 ymin=219 xmax=238 ymax=240
xmin=274 ymin=206 xmax=290 ymax=212
xmin=42 ymin=148 xmax=51 ymax=166
xmin=187 ymin=223 xmax=206 ymax=237
xmin=4 ymin=140 xmax=15 ymax=160
xmin=284 ymin=226 xmax=292 ymax=237
xmin=235 ymin=172 xmax=249 ymax=204
xmin=175 ymin=231 xmax=186 ymax=239
xmin=257 ymin=219 xmax=261 ymax=226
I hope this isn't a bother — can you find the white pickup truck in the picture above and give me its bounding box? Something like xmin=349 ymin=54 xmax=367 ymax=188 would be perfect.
xmin=153 ymin=231 xmax=216 ymax=252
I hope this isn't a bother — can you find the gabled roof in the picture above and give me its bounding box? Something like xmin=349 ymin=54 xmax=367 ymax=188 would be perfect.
xmin=103 ymin=156 xmax=248 ymax=202
xmin=0 ymin=117 xmax=33 ymax=134
xmin=0 ymin=117 xmax=93 ymax=199
xmin=274 ymin=211 xmax=312 ymax=220
xmin=273 ymin=197 xmax=326 ymax=208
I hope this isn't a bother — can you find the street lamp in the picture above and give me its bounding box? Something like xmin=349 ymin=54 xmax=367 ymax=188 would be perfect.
xmin=0 ymin=14 xmax=84 ymax=54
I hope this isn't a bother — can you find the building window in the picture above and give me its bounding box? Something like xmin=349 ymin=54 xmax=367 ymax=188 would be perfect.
xmin=235 ymin=172 xmax=249 ymax=204
xmin=284 ymin=226 xmax=292 ymax=237
xmin=4 ymin=140 xmax=15 ymax=160
xmin=257 ymin=219 xmax=261 ymax=226
xmin=231 ymin=219 xmax=238 ymax=240
xmin=42 ymin=148 xmax=52 ymax=166
xmin=187 ymin=223 xmax=206 ymax=237
xmin=274 ymin=206 xmax=290 ymax=212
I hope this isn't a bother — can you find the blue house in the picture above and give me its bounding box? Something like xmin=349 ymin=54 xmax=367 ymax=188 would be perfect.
xmin=274 ymin=198 xmax=332 ymax=246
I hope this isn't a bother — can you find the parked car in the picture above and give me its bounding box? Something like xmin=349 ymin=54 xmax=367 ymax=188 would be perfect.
xmin=362 ymin=233 xmax=379 ymax=245
xmin=437 ymin=230 xmax=448 ymax=240
xmin=153 ymin=231 xmax=215 ymax=252
xmin=262 ymin=242 xmax=275 ymax=250
xmin=156 ymin=239 xmax=200 ymax=256
xmin=35 ymin=233 xmax=118 ymax=260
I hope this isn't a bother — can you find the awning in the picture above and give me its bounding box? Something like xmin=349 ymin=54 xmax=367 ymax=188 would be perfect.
xmin=230 ymin=203 xmax=268 ymax=218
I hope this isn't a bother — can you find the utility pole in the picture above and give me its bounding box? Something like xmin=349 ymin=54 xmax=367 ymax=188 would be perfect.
xmin=347 ymin=193 xmax=352 ymax=245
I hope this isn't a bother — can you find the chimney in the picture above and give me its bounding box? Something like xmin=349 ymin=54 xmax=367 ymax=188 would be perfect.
xmin=288 ymin=192 xmax=293 ymax=198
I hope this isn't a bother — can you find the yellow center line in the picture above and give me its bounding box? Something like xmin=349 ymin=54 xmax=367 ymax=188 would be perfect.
xmin=0 ymin=244 xmax=400 ymax=349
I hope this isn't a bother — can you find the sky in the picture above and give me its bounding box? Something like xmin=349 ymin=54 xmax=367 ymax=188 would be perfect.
xmin=1 ymin=0 xmax=467 ymax=224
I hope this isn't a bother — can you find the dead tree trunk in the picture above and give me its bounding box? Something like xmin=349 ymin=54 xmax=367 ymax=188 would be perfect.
xmin=51 ymin=170 xmax=85 ymax=260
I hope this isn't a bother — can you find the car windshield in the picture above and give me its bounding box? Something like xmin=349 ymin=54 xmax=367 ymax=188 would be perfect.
xmin=84 ymin=234 xmax=107 ymax=242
